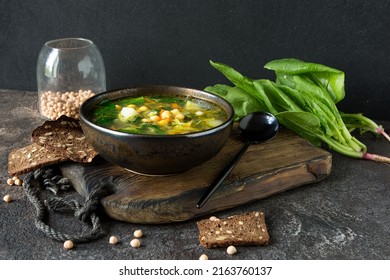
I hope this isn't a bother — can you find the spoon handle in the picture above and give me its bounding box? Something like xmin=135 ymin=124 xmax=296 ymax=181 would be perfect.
xmin=196 ymin=141 xmax=251 ymax=209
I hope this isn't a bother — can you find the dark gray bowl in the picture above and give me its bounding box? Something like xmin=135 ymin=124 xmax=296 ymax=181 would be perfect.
xmin=79 ymin=86 xmax=234 ymax=175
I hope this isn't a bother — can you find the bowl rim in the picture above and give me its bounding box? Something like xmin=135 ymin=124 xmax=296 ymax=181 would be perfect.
xmin=79 ymin=85 xmax=234 ymax=139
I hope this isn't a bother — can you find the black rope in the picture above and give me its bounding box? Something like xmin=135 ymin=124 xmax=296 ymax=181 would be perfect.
xmin=22 ymin=168 xmax=110 ymax=243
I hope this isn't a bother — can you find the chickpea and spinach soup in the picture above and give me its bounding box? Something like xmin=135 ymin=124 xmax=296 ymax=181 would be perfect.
xmin=92 ymin=96 xmax=228 ymax=135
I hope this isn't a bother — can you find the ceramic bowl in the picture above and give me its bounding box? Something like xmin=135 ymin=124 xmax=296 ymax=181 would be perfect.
xmin=79 ymin=86 xmax=234 ymax=175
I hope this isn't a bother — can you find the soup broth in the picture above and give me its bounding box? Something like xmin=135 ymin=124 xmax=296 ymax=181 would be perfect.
xmin=92 ymin=95 xmax=228 ymax=135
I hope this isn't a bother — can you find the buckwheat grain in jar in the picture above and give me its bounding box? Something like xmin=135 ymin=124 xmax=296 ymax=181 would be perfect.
xmin=37 ymin=38 xmax=106 ymax=120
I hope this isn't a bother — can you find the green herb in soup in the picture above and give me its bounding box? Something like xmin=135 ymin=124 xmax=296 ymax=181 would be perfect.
xmin=92 ymin=96 xmax=228 ymax=135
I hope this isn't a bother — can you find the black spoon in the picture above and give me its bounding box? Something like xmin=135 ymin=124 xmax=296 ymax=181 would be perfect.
xmin=196 ymin=112 xmax=279 ymax=209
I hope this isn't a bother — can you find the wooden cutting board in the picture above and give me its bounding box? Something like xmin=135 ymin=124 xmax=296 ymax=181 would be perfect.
xmin=59 ymin=127 xmax=332 ymax=224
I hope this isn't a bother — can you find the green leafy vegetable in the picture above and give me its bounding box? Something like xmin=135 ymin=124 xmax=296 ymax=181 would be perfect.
xmin=209 ymin=61 xmax=275 ymax=114
xmin=264 ymin=58 xmax=345 ymax=103
xmin=340 ymin=112 xmax=390 ymax=142
xmin=205 ymin=85 xmax=259 ymax=121
xmin=275 ymin=111 xmax=323 ymax=146
xmin=206 ymin=58 xmax=390 ymax=164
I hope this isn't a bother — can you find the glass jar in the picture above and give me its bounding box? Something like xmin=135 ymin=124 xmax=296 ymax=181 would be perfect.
xmin=37 ymin=38 xmax=106 ymax=120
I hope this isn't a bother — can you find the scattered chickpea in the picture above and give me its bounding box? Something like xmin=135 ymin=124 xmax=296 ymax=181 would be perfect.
xmin=109 ymin=236 xmax=119 ymax=245
xmin=63 ymin=240 xmax=74 ymax=250
xmin=130 ymin=238 xmax=141 ymax=248
xmin=7 ymin=176 xmax=22 ymax=186
xmin=3 ymin=194 xmax=12 ymax=203
xmin=227 ymin=245 xmax=237 ymax=255
xmin=133 ymin=229 xmax=143 ymax=238
xmin=14 ymin=178 xmax=22 ymax=186
xmin=199 ymin=254 xmax=209 ymax=260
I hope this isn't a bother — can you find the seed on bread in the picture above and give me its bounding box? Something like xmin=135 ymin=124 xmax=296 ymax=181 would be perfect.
xmin=31 ymin=115 xmax=97 ymax=163
xmin=8 ymin=143 xmax=69 ymax=176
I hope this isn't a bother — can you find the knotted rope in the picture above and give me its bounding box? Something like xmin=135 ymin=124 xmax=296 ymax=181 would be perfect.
xmin=23 ymin=168 xmax=110 ymax=243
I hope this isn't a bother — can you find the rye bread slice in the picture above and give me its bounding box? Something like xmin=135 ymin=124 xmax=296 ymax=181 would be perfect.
xmin=31 ymin=115 xmax=97 ymax=163
xmin=8 ymin=143 xmax=69 ymax=176
xmin=197 ymin=211 xmax=270 ymax=248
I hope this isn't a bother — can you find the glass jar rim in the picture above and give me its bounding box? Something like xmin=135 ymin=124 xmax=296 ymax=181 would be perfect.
xmin=45 ymin=38 xmax=94 ymax=50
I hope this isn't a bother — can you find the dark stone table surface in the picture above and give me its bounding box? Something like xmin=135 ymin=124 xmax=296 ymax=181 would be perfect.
xmin=1 ymin=89 xmax=389 ymax=260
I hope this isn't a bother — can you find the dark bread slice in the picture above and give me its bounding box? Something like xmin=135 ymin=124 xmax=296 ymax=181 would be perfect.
xmin=197 ymin=211 xmax=270 ymax=248
xmin=8 ymin=143 xmax=69 ymax=176
xmin=31 ymin=115 xmax=97 ymax=163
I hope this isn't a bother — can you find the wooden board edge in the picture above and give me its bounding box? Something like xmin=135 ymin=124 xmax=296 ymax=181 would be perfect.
xmin=101 ymin=153 xmax=332 ymax=224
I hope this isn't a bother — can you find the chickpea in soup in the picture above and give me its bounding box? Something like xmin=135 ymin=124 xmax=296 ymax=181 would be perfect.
xmin=92 ymin=96 xmax=228 ymax=135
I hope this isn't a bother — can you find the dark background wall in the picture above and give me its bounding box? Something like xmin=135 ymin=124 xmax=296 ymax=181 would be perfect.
xmin=1 ymin=0 xmax=389 ymax=121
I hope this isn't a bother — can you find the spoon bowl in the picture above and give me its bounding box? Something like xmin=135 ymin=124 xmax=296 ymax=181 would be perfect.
xmin=239 ymin=111 xmax=279 ymax=143
xmin=196 ymin=111 xmax=279 ymax=208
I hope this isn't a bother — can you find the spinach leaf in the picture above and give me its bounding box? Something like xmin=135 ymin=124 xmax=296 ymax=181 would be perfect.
xmin=254 ymin=79 xmax=302 ymax=113
xmin=207 ymin=59 xmax=390 ymax=163
xmin=264 ymin=58 xmax=345 ymax=103
xmin=275 ymin=111 xmax=323 ymax=146
xmin=209 ymin=60 xmax=276 ymax=114
xmin=205 ymin=85 xmax=260 ymax=121
xmin=204 ymin=84 xmax=232 ymax=97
